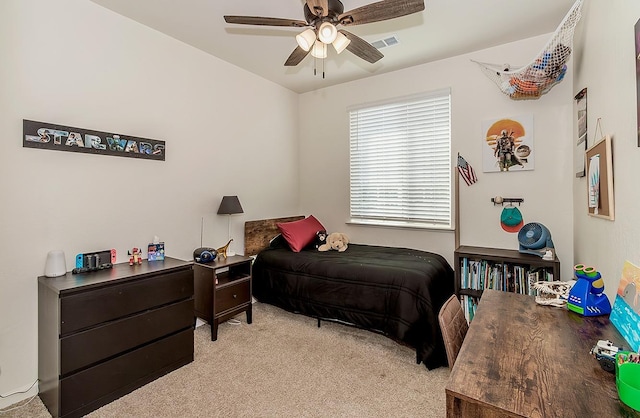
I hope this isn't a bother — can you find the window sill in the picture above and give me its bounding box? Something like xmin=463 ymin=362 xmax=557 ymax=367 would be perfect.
xmin=347 ymin=219 xmax=453 ymax=232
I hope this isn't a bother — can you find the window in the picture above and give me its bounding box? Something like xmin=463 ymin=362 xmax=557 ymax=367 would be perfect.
xmin=349 ymin=89 xmax=451 ymax=229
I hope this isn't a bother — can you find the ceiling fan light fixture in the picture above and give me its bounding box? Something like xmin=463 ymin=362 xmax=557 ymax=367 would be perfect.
xmin=332 ymin=32 xmax=351 ymax=54
xmin=318 ymin=22 xmax=338 ymax=44
xmin=296 ymin=28 xmax=316 ymax=51
xmin=225 ymin=0 xmax=427 ymax=69
xmin=310 ymin=40 xmax=327 ymax=59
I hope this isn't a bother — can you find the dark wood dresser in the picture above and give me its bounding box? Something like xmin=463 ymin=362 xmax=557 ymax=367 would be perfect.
xmin=38 ymin=257 xmax=194 ymax=418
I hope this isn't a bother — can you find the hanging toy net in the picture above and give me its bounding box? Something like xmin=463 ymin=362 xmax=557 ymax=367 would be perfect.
xmin=472 ymin=0 xmax=584 ymax=100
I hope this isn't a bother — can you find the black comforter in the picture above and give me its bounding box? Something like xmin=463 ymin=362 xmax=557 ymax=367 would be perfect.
xmin=252 ymin=244 xmax=454 ymax=369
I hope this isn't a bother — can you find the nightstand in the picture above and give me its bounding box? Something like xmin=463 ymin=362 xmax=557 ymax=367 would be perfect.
xmin=193 ymin=255 xmax=252 ymax=341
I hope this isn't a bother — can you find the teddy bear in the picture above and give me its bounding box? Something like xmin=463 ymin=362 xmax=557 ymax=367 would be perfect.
xmin=318 ymin=232 xmax=349 ymax=252
xmin=312 ymin=230 xmax=327 ymax=250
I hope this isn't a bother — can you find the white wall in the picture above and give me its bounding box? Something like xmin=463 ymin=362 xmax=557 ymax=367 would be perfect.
xmin=572 ymin=1 xmax=640 ymax=297
xmin=6 ymin=0 xmax=632 ymax=409
xmin=0 ymin=0 xmax=300 ymax=407
xmin=299 ymin=35 xmax=574 ymax=273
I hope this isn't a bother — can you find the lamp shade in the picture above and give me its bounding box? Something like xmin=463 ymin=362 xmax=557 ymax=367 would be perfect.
xmin=296 ymin=29 xmax=316 ymax=52
xmin=45 ymin=250 xmax=67 ymax=277
xmin=217 ymin=196 xmax=244 ymax=215
xmin=310 ymin=41 xmax=327 ymax=59
xmin=318 ymin=22 xmax=338 ymax=44
xmin=332 ymin=32 xmax=351 ymax=54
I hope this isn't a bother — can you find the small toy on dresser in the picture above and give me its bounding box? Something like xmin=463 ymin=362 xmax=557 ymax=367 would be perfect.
xmin=318 ymin=232 xmax=349 ymax=252
xmin=128 ymin=248 xmax=143 ymax=265
xmin=148 ymin=242 xmax=165 ymax=261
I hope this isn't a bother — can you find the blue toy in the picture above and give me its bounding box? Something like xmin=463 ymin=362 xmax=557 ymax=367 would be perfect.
xmin=567 ymin=264 xmax=612 ymax=316
xmin=532 ymin=52 xmax=552 ymax=70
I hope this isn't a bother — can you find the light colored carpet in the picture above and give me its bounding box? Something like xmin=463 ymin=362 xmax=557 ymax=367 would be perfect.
xmin=2 ymin=302 xmax=450 ymax=417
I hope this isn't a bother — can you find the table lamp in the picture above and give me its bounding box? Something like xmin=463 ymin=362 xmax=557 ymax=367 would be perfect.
xmin=217 ymin=195 xmax=243 ymax=255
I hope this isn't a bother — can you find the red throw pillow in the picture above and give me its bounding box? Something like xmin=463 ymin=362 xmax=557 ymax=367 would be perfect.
xmin=277 ymin=215 xmax=325 ymax=253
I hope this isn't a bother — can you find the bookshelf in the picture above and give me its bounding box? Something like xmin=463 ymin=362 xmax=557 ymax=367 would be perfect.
xmin=454 ymin=245 xmax=560 ymax=322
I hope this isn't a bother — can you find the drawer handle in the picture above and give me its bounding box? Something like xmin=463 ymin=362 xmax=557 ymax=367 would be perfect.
xmin=233 ymin=294 xmax=237 ymax=299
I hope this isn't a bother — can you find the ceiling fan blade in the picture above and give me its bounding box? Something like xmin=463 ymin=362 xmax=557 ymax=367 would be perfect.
xmin=224 ymin=16 xmax=308 ymax=27
xmin=339 ymin=0 xmax=425 ymax=26
xmin=339 ymin=30 xmax=383 ymax=63
xmin=284 ymin=46 xmax=311 ymax=66
xmin=306 ymin=0 xmax=329 ymax=17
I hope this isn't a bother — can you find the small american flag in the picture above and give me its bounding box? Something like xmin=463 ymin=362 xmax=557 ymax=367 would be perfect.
xmin=457 ymin=154 xmax=478 ymax=186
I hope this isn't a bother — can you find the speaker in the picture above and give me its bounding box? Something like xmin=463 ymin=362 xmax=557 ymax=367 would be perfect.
xmin=45 ymin=250 xmax=67 ymax=277
xmin=193 ymin=247 xmax=217 ymax=263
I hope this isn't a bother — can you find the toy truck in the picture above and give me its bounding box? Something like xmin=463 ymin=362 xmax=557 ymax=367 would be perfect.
xmin=590 ymin=340 xmax=623 ymax=373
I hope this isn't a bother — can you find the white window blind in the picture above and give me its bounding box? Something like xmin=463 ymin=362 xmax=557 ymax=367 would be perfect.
xmin=349 ymin=89 xmax=451 ymax=228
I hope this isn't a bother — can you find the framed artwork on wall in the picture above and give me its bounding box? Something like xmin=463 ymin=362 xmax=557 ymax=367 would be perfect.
xmin=586 ymin=134 xmax=614 ymax=220
xmin=575 ymin=88 xmax=587 ymax=177
xmin=482 ymin=114 xmax=534 ymax=172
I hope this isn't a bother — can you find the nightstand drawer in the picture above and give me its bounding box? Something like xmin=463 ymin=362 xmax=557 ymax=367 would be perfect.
xmin=215 ymin=279 xmax=250 ymax=314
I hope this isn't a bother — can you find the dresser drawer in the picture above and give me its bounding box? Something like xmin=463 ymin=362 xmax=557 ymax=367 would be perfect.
xmin=60 ymin=299 xmax=194 ymax=376
xmin=215 ymin=279 xmax=250 ymax=314
xmin=59 ymin=328 xmax=193 ymax=418
xmin=60 ymin=268 xmax=193 ymax=335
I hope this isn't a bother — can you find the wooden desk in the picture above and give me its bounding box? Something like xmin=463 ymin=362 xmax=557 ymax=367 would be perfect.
xmin=445 ymin=289 xmax=640 ymax=417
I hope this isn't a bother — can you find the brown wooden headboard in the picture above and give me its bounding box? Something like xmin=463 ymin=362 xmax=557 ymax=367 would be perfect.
xmin=244 ymin=216 xmax=304 ymax=256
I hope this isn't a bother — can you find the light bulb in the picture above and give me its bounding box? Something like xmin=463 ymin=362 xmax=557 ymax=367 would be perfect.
xmin=318 ymin=22 xmax=337 ymax=44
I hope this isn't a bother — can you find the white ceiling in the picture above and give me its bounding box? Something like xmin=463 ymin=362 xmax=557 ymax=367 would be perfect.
xmin=89 ymin=0 xmax=578 ymax=94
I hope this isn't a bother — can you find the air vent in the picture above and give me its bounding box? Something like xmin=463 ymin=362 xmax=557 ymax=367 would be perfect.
xmin=371 ymin=35 xmax=399 ymax=50
xmin=383 ymin=36 xmax=399 ymax=46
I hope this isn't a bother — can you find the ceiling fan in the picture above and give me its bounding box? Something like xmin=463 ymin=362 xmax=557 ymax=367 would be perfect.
xmin=224 ymin=0 xmax=425 ymax=67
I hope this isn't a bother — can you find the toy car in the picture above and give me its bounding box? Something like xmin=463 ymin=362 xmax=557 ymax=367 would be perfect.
xmin=590 ymin=340 xmax=623 ymax=373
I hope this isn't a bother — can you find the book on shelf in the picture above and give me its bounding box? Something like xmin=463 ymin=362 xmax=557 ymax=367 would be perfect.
xmin=461 ymin=294 xmax=479 ymax=324
xmin=459 ymin=257 xmax=555 ymax=296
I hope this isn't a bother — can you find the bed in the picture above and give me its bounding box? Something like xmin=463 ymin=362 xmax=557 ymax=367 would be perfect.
xmin=244 ymin=216 xmax=455 ymax=369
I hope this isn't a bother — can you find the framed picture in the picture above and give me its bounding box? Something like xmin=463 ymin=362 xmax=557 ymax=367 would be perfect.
xmin=575 ymin=88 xmax=587 ymax=177
xmin=482 ymin=114 xmax=534 ymax=172
xmin=586 ymin=135 xmax=614 ymax=220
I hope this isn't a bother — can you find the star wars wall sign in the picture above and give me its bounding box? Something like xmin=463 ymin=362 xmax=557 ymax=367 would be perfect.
xmin=23 ymin=120 xmax=165 ymax=161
